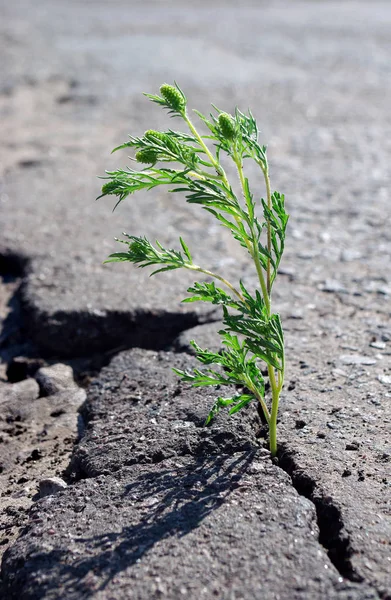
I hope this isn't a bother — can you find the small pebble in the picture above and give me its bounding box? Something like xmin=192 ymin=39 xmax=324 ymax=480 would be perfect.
xmin=339 ymin=355 xmax=377 ymax=366
xmin=332 ymin=368 xmax=348 ymax=378
xmin=370 ymin=341 xmax=386 ymax=350
xmin=0 ymin=378 xmax=40 ymax=404
xmin=35 ymin=364 xmax=77 ymax=395
xmin=346 ymin=441 xmax=360 ymax=451
xmin=39 ymin=477 xmax=68 ymax=498
xmin=319 ymin=279 xmax=347 ymax=293
xmin=340 ymin=249 xmax=362 ymax=262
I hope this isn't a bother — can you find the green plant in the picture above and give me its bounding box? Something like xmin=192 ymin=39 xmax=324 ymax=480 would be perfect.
xmin=99 ymin=83 xmax=288 ymax=456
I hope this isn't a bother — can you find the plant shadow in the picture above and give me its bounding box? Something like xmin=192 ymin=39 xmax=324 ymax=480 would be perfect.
xmin=4 ymin=452 xmax=256 ymax=597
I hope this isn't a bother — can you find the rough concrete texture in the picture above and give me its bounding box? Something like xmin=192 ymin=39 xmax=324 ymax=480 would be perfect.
xmin=170 ymin=304 xmax=391 ymax=596
xmin=1 ymin=0 xmax=390 ymax=355
xmin=0 ymin=347 xmax=387 ymax=599
xmin=1 ymin=0 xmax=391 ymax=598
xmin=2 ymin=455 xmax=379 ymax=600
xmin=0 ymin=377 xmax=86 ymax=563
xmin=70 ymin=350 xmax=260 ymax=478
xmin=277 ymin=328 xmax=391 ymax=596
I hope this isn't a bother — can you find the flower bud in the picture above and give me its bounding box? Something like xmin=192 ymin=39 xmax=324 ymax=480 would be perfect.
xmin=218 ymin=112 xmax=236 ymax=141
xmin=144 ymin=130 xmax=177 ymax=155
xmin=144 ymin=130 xmax=166 ymax=141
xmin=135 ymin=149 xmax=158 ymax=164
xmin=160 ymin=84 xmax=186 ymax=112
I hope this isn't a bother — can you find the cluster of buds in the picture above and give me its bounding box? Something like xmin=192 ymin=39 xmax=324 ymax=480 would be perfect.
xmin=135 ymin=86 xmax=236 ymax=167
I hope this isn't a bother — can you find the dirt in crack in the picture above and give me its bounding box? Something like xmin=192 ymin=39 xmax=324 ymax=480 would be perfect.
xmin=277 ymin=444 xmax=363 ymax=583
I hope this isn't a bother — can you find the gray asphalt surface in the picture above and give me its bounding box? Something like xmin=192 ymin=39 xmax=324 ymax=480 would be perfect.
xmin=0 ymin=1 xmax=390 ymax=598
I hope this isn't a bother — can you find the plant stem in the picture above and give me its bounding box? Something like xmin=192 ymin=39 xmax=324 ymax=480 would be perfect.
xmin=233 ymin=149 xmax=271 ymax=315
xmin=187 ymin=264 xmax=245 ymax=303
xmin=257 ymin=161 xmax=281 ymax=456
xmin=184 ymin=114 xmax=228 ymax=183
xmin=258 ymin=161 xmax=272 ymax=296
xmin=188 ymin=170 xmax=222 ymax=181
xmin=185 ymin=115 xmax=281 ymax=453
xmin=269 ymin=381 xmax=280 ymax=456
xmin=235 ymin=150 xmax=282 ymax=456
xmin=245 ymin=378 xmax=270 ymax=425
xmin=186 ymin=116 xmax=268 ymax=310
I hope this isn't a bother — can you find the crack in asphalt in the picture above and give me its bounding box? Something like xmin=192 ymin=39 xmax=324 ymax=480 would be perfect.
xmin=277 ymin=445 xmax=363 ymax=583
xmin=0 ymin=252 xmax=386 ymax=599
xmin=276 ymin=446 xmax=391 ymax=600
xmin=0 ymin=251 xmax=218 ymax=359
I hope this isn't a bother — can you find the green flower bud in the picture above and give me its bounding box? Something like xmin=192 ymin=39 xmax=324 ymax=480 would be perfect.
xmin=101 ymin=181 xmax=119 ymax=195
xmin=160 ymin=84 xmax=186 ymax=112
xmin=218 ymin=112 xmax=236 ymax=140
xmin=144 ymin=130 xmax=177 ymax=154
xmin=135 ymin=149 xmax=159 ymax=164
xmin=144 ymin=130 xmax=166 ymax=141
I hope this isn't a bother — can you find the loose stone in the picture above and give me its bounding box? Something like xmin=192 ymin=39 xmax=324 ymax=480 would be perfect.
xmin=39 ymin=477 xmax=68 ymax=498
xmin=35 ymin=364 xmax=77 ymax=395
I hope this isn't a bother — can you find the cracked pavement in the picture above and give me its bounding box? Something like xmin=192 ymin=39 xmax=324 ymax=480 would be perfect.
xmin=0 ymin=1 xmax=390 ymax=598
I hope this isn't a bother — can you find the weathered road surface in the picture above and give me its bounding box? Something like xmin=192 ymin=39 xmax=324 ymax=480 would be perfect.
xmin=0 ymin=1 xmax=390 ymax=598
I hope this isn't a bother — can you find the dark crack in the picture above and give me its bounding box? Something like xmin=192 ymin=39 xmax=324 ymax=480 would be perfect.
xmin=170 ymin=333 xmax=385 ymax=596
xmin=0 ymin=252 xmax=387 ymax=599
xmin=0 ymin=252 xmax=33 ymax=368
xmin=0 ymin=251 xmax=30 ymax=278
xmin=277 ymin=444 xmax=364 ymax=583
xmin=0 ymin=250 xmax=208 ymax=372
xmin=21 ymin=301 xmax=201 ymax=358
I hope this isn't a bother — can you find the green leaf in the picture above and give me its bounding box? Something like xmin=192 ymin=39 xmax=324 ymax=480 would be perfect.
xmin=103 ymin=252 xmax=134 ymax=263
xmin=205 ymin=393 xmax=254 ymax=424
xmin=189 ymin=340 xmax=222 ymax=365
xmin=205 ymin=396 xmax=235 ymax=425
xmin=229 ymin=394 xmax=254 ymax=415
xmin=172 ymin=367 xmax=233 ymax=387
xmin=179 ymin=237 xmax=192 ymax=262
xmin=171 ymin=178 xmax=241 ymax=219
xmin=173 ymin=333 xmax=265 ymax=399
xmin=105 ymin=235 xmax=193 ymax=274
xmin=245 ymin=339 xmax=282 ymax=371
xmin=221 ymin=308 xmax=283 ymax=371
xmin=260 ymin=192 xmax=289 ymax=285
xmin=97 ymin=168 xmax=187 ymax=204
xmin=182 ymin=281 xmax=238 ymax=307
xmin=113 ymin=130 xmax=200 ymax=170
xmin=204 ymin=209 xmax=244 ymax=237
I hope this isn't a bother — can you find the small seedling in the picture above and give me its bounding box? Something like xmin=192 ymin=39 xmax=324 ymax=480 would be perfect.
xmin=99 ymin=83 xmax=288 ymax=456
